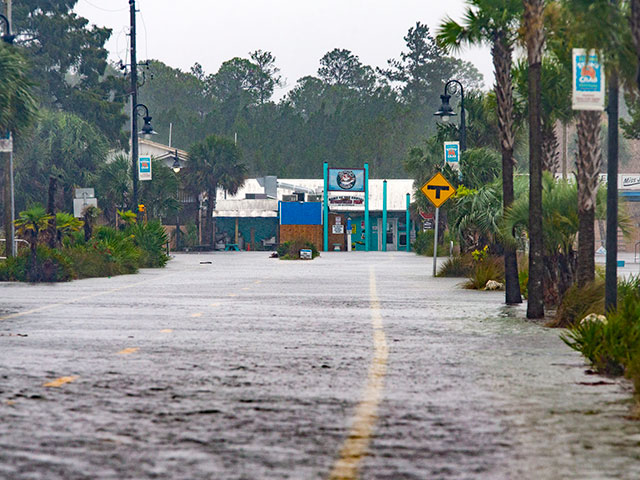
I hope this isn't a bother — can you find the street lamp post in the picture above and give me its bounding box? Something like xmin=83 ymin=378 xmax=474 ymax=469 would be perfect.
xmin=171 ymin=150 xmax=182 ymax=251
xmin=434 ymin=79 xmax=466 ymax=153
xmin=131 ymin=102 xmax=156 ymax=210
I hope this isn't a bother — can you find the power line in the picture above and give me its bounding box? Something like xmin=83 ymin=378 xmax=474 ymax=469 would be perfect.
xmin=80 ymin=0 xmax=128 ymax=13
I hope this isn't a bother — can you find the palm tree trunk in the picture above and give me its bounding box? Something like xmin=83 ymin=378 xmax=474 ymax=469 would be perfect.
xmin=541 ymin=122 xmax=560 ymax=174
xmin=492 ymin=34 xmax=522 ymax=304
xmin=524 ymin=0 xmax=545 ymax=318
xmin=205 ymin=188 xmax=214 ymax=246
xmin=2 ymin=151 xmax=12 ymax=258
xmin=631 ymin=0 xmax=640 ymax=91
xmin=575 ymin=110 xmax=602 ymax=287
xmin=47 ymin=176 xmax=58 ymax=249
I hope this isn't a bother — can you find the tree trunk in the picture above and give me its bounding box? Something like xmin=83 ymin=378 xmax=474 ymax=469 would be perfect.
xmin=541 ymin=122 xmax=560 ymax=174
xmin=575 ymin=110 xmax=602 ymax=287
xmin=2 ymin=151 xmax=13 ymax=258
xmin=631 ymin=0 xmax=640 ymax=91
xmin=492 ymin=34 xmax=522 ymax=304
xmin=47 ymin=176 xmax=58 ymax=249
xmin=524 ymin=0 xmax=545 ymax=318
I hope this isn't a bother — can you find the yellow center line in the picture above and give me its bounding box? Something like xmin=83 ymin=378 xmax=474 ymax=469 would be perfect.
xmin=328 ymin=267 xmax=388 ymax=480
xmin=117 ymin=347 xmax=139 ymax=355
xmin=160 ymin=329 xmax=173 ymax=333
xmin=0 ymin=273 xmax=175 ymax=322
xmin=209 ymin=302 xmax=220 ymax=307
xmin=227 ymin=293 xmax=238 ymax=297
xmin=242 ymin=287 xmax=250 ymax=291
xmin=191 ymin=312 xmax=203 ymax=318
xmin=254 ymin=280 xmax=262 ymax=284
xmin=43 ymin=376 xmax=79 ymax=387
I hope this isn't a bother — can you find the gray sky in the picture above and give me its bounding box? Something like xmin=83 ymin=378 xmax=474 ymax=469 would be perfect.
xmin=74 ymin=0 xmax=494 ymax=98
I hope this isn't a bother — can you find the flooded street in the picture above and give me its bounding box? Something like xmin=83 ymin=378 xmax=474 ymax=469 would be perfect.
xmin=1 ymin=252 xmax=639 ymax=479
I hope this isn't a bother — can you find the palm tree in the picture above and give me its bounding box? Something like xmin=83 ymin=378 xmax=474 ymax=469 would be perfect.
xmin=438 ymin=0 xmax=523 ymax=304
xmin=55 ymin=212 xmax=84 ymax=245
xmin=523 ymin=0 xmax=546 ymax=318
xmin=95 ymin=153 xmax=131 ymax=226
xmin=14 ymin=205 xmax=52 ymax=280
xmin=0 ymin=44 xmax=38 ymax=258
xmin=186 ymin=135 xmax=247 ymax=246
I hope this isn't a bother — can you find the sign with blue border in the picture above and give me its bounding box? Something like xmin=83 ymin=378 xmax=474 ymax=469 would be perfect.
xmin=138 ymin=156 xmax=152 ymax=181
xmin=444 ymin=141 xmax=460 ymax=168
xmin=328 ymin=168 xmax=365 ymax=192
xmin=572 ymin=49 xmax=605 ymax=111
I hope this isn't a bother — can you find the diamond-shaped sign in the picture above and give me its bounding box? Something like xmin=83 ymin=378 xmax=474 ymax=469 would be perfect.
xmin=421 ymin=172 xmax=456 ymax=208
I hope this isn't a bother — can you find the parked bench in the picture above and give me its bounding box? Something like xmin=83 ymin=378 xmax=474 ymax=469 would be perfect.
xmin=225 ymin=243 xmax=240 ymax=251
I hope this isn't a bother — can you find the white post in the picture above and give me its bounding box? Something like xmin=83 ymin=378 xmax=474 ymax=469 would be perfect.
xmin=432 ymin=207 xmax=440 ymax=277
xmin=168 ymin=122 xmax=173 ymax=148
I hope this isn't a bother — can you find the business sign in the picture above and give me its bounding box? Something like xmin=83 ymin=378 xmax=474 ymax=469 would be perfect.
xmin=421 ymin=172 xmax=456 ymax=208
xmin=572 ymin=49 xmax=605 ymax=111
xmin=328 ymin=168 xmax=365 ymax=192
xmin=621 ymin=175 xmax=640 ymax=189
xmin=138 ymin=156 xmax=152 ymax=181
xmin=444 ymin=141 xmax=460 ymax=169
xmin=0 ymin=131 xmax=12 ymax=153
xmin=328 ymin=195 xmax=364 ymax=207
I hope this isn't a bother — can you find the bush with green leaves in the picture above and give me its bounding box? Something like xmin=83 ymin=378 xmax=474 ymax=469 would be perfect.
xmin=463 ymin=255 xmax=505 ymax=290
xmin=125 ymin=220 xmax=169 ymax=267
xmin=561 ymin=277 xmax=640 ymax=388
xmin=436 ymin=254 xmax=474 ymax=277
xmin=549 ymin=279 xmax=605 ymax=328
xmin=0 ymin=246 xmax=74 ymax=282
xmin=413 ymin=230 xmax=452 ymax=257
xmin=277 ymin=239 xmax=319 ymax=260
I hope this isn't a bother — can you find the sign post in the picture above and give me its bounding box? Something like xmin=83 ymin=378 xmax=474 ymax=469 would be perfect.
xmin=421 ymin=172 xmax=456 ymax=277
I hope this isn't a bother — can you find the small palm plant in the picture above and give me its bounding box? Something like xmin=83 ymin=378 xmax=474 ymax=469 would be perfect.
xmin=56 ymin=212 xmax=84 ymax=245
xmin=14 ymin=205 xmax=53 ymax=279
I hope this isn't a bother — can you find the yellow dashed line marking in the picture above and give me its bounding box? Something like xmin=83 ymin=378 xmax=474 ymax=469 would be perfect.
xmin=191 ymin=312 xmax=203 ymax=318
xmin=210 ymin=303 xmax=220 ymax=307
xmin=328 ymin=267 xmax=388 ymax=480
xmin=43 ymin=376 xmax=79 ymax=388
xmin=117 ymin=347 xmax=139 ymax=355
xmin=6 ymin=400 xmax=16 ymax=406
xmin=254 ymin=280 xmax=262 ymax=284
xmin=160 ymin=329 xmax=173 ymax=333
xmin=227 ymin=294 xmax=238 ymax=297
xmin=242 ymin=287 xmax=250 ymax=291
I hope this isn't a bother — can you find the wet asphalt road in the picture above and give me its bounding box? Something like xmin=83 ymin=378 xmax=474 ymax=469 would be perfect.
xmin=1 ymin=252 xmax=640 ymax=480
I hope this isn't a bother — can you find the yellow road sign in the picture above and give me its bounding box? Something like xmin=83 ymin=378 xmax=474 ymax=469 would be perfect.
xmin=421 ymin=172 xmax=456 ymax=208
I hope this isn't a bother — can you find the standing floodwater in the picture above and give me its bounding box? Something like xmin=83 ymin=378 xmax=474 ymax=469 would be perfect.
xmin=1 ymin=252 xmax=639 ymax=479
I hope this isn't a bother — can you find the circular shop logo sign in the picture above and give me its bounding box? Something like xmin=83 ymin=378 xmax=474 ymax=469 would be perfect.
xmin=337 ymin=170 xmax=356 ymax=190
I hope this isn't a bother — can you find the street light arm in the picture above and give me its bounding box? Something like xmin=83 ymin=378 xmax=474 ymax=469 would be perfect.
xmin=444 ymin=79 xmax=466 ymax=152
xmin=0 ymin=14 xmax=15 ymax=44
xmin=134 ymin=103 xmax=150 ymax=118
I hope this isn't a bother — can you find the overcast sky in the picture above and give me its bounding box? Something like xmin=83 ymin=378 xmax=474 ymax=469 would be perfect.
xmin=73 ymin=0 xmax=494 ymax=98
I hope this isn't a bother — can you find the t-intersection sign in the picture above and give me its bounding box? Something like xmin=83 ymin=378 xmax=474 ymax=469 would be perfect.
xmin=420 ymin=172 xmax=456 ymax=208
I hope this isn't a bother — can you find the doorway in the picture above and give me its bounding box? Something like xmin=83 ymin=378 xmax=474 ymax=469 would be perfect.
xmin=377 ymin=218 xmax=397 ymax=251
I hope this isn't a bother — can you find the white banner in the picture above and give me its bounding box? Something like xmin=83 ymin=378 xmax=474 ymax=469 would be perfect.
xmin=572 ymin=49 xmax=605 ymax=111
xmin=0 ymin=132 xmax=12 ymax=153
xmin=138 ymin=156 xmax=152 ymax=181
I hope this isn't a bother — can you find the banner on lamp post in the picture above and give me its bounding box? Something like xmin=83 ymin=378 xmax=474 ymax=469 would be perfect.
xmin=572 ymin=49 xmax=605 ymax=111
xmin=138 ymin=156 xmax=152 ymax=181
xmin=443 ymin=141 xmax=460 ymax=170
xmin=0 ymin=131 xmax=12 ymax=153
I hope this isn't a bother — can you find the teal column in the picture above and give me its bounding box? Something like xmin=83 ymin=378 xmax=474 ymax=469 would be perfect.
xmin=364 ymin=163 xmax=370 ymax=251
xmin=382 ymin=180 xmax=387 ymax=252
xmin=323 ymin=162 xmax=329 ymax=252
xmin=406 ymin=193 xmax=410 ymax=252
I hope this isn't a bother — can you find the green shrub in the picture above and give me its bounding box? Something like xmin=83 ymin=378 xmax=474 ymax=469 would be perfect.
xmin=437 ymin=254 xmax=474 ymax=277
xmin=0 ymin=246 xmax=74 ymax=282
xmin=413 ymin=230 xmax=451 ymax=257
xmin=277 ymin=239 xmax=319 ymax=260
xmin=463 ymin=256 xmax=505 ymax=289
xmin=125 ymin=220 xmax=169 ymax=267
xmin=550 ymin=279 xmax=604 ymax=328
xmin=518 ymin=256 xmax=529 ymax=299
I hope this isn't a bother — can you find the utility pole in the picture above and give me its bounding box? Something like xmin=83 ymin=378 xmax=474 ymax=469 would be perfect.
xmin=129 ymin=0 xmax=139 ymax=210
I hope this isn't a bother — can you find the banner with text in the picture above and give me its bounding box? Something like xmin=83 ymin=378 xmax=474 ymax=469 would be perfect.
xmin=572 ymin=49 xmax=605 ymax=111
xmin=444 ymin=141 xmax=460 ymax=170
xmin=138 ymin=156 xmax=152 ymax=181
